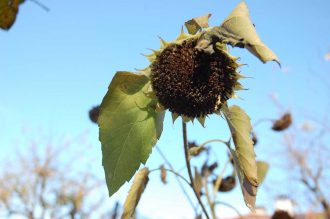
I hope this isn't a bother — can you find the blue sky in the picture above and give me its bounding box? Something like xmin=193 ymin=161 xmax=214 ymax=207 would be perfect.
xmin=1 ymin=0 xmax=330 ymax=218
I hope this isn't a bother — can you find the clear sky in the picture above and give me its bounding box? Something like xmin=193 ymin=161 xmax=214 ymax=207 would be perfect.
xmin=1 ymin=0 xmax=330 ymax=218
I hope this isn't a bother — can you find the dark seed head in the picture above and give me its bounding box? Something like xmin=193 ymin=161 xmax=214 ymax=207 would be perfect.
xmin=89 ymin=105 xmax=100 ymax=124
xmin=272 ymin=113 xmax=292 ymax=131
xmin=150 ymin=38 xmax=238 ymax=118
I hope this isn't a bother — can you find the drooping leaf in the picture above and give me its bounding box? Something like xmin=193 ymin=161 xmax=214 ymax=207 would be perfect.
xmin=121 ymin=168 xmax=149 ymax=219
xmin=257 ymin=161 xmax=269 ymax=184
xmin=222 ymin=105 xmax=258 ymax=186
xmin=221 ymin=2 xmax=280 ymax=65
xmin=99 ymin=71 xmax=165 ymax=196
xmin=228 ymin=148 xmax=257 ymax=210
xmin=222 ymin=104 xmax=258 ymax=210
xmin=185 ymin=13 xmax=211 ymax=35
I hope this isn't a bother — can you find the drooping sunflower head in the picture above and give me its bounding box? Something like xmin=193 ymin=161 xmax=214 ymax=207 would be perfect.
xmin=144 ymin=31 xmax=244 ymax=124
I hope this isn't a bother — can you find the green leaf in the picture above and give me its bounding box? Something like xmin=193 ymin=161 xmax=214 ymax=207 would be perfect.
xmin=99 ymin=71 xmax=165 ymax=196
xmin=222 ymin=104 xmax=258 ymax=210
xmin=257 ymin=161 xmax=269 ymax=184
xmin=185 ymin=13 xmax=211 ymax=35
xmin=221 ymin=2 xmax=280 ymax=65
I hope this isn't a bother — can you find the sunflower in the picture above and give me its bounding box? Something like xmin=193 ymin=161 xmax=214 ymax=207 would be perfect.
xmin=140 ymin=29 xmax=245 ymax=125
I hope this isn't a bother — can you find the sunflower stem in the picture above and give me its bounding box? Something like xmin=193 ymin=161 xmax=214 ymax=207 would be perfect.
xmin=182 ymin=121 xmax=211 ymax=219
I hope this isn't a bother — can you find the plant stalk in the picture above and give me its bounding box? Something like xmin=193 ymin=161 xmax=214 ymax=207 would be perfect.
xmin=182 ymin=121 xmax=211 ymax=219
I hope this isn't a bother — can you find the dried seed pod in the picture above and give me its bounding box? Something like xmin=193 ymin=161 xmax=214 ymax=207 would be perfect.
xmin=214 ymin=175 xmax=236 ymax=192
xmin=208 ymin=162 xmax=218 ymax=173
xmin=160 ymin=165 xmax=167 ymax=184
xmin=272 ymin=113 xmax=292 ymax=131
xmin=188 ymin=141 xmax=198 ymax=148
xmin=89 ymin=105 xmax=100 ymax=124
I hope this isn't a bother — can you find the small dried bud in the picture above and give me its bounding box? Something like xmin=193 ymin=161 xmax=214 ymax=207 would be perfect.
xmin=272 ymin=113 xmax=292 ymax=131
xmin=214 ymin=176 xmax=236 ymax=192
xmin=160 ymin=165 xmax=167 ymax=184
xmin=188 ymin=141 xmax=198 ymax=148
xmin=89 ymin=105 xmax=100 ymax=124
xmin=208 ymin=162 xmax=218 ymax=173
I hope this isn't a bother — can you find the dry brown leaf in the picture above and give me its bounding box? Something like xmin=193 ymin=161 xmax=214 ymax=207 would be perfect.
xmin=121 ymin=168 xmax=149 ymax=219
xmin=185 ymin=13 xmax=212 ymax=34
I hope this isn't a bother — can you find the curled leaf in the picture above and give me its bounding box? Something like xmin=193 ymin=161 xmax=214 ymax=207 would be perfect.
xmin=222 ymin=104 xmax=258 ymax=210
xmin=222 ymin=105 xmax=258 ymax=187
xmin=99 ymin=71 xmax=165 ymax=196
xmin=221 ymin=2 xmax=280 ymax=65
xmin=229 ymin=148 xmax=257 ymax=211
xmin=272 ymin=113 xmax=292 ymax=131
xmin=185 ymin=13 xmax=211 ymax=35
xmin=121 ymin=168 xmax=149 ymax=219
xmin=257 ymin=161 xmax=269 ymax=184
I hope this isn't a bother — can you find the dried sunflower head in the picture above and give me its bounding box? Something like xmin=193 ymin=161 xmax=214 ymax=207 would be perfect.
xmin=142 ymin=30 xmax=244 ymax=125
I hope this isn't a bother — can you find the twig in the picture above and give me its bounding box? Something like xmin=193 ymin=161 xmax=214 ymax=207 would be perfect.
xmin=28 ymin=0 xmax=50 ymax=12
xmin=149 ymin=168 xmax=191 ymax=187
xmin=182 ymin=121 xmax=210 ymax=219
xmin=156 ymin=147 xmax=197 ymax=214
xmin=203 ymin=177 xmax=216 ymax=219
xmin=214 ymin=201 xmax=243 ymax=219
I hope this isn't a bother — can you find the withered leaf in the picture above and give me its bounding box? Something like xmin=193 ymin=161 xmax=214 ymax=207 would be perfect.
xmin=121 ymin=168 xmax=149 ymax=219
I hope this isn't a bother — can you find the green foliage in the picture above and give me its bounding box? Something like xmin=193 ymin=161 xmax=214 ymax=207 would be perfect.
xmin=222 ymin=104 xmax=258 ymax=210
xmin=99 ymin=72 xmax=164 ymax=196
